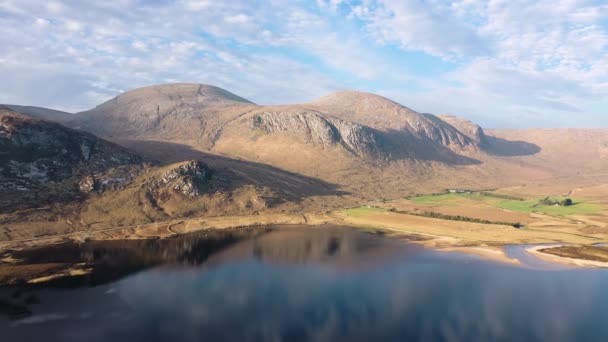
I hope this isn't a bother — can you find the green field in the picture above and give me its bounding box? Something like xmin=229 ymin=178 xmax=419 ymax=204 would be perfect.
xmin=408 ymin=193 xmax=475 ymax=205
xmin=408 ymin=192 xmax=601 ymax=217
xmin=344 ymin=207 xmax=387 ymax=217
xmin=496 ymin=199 xmax=601 ymax=216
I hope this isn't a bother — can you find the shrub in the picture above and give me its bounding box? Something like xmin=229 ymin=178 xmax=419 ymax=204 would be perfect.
xmin=561 ymin=198 xmax=573 ymax=206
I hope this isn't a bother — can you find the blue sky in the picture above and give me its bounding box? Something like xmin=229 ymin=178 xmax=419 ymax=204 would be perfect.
xmin=0 ymin=0 xmax=607 ymax=128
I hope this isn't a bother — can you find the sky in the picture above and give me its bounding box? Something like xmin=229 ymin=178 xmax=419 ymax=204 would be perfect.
xmin=0 ymin=0 xmax=607 ymax=128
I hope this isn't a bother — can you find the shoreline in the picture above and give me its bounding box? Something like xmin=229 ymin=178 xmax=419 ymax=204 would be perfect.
xmin=1 ymin=212 xmax=607 ymax=283
xmin=436 ymin=246 xmax=521 ymax=265
xmin=526 ymin=245 xmax=608 ymax=268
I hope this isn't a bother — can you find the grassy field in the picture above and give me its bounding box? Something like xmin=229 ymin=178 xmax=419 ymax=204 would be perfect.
xmin=409 ymin=192 xmax=601 ymax=217
xmin=344 ymin=207 xmax=388 ymax=217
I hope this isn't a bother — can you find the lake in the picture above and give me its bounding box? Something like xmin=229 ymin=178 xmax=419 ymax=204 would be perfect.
xmin=1 ymin=225 xmax=608 ymax=341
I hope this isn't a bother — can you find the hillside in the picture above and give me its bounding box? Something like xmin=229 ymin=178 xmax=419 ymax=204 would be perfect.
xmin=0 ymin=106 xmax=142 ymax=210
xmin=307 ymin=91 xmax=476 ymax=149
xmin=0 ymin=106 xmax=347 ymax=241
xmin=3 ymin=104 xmax=74 ymax=124
xmin=3 ymin=83 xmax=608 ymax=242
xmin=74 ymin=83 xmax=257 ymax=147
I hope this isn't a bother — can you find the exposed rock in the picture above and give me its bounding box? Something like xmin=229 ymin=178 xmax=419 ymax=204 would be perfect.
xmin=78 ymin=165 xmax=145 ymax=193
xmin=308 ymin=91 xmax=479 ymax=149
xmin=0 ymin=106 xmax=143 ymax=208
xmin=78 ymin=175 xmax=95 ymax=192
xmin=148 ymin=160 xmax=212 ymax=199
xmin=251 ymin=111 xmax=380 ymax=157
xmin=420 ymin=114 xmax=476 ymax=147
xmin=435 ymin=114 xmax=487 ymax=145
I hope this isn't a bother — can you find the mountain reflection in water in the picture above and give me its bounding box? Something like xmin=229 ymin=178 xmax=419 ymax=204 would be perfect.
xmin=1 ymin=225 xmax=608 ymax=342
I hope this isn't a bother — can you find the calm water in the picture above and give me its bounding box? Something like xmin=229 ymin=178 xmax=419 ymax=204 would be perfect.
xmin=1 ymin=225 xmax=608 ymax=342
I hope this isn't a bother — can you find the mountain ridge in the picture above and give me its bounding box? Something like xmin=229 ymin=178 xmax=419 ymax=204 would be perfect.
xmin=2 ymin=83 xmax=608 ymax=243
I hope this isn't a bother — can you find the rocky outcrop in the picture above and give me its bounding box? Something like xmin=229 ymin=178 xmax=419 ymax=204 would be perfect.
xmin=250 ymin=111 xmax=381 ymax=157
xmin=77 ymin=165 xmax=145 ymax=193
xmin=308 ymin=91 xmax=481 ymax=150
xmin=148 ymin=160 xmax=212 ymax=199
xmin=420 ymin=114 xmax=477 ymax=147
xmin=0 ymin=106 xmax=144 ymax=213
xmin=435 ymin=114 xmax=487 ymax=145
xmin=0 ymin=107 xmax=142 ymax=193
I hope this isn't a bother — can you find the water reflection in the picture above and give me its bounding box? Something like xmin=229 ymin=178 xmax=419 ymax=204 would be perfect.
xmin=1 ymin=226 xmax=608 ymax=341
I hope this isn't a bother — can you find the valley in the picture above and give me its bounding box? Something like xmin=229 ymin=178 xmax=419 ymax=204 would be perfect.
xmin=1 ymin=83 xmax=608 ymax=273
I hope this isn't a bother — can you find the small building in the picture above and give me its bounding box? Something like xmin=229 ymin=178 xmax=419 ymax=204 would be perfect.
xmin=448 ymin=189 xmax=470 ymax=194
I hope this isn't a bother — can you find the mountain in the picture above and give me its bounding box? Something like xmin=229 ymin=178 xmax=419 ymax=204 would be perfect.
xmin=307 ymin=91 xmax=476 ymax=149
xmin=66 ymin=85 xmax=488 ymax=173
xmin=432 ymin=114 xmax=487 ymax=145
xmin=4 ymin=82 xmax=608 ymax=241
xmin=74 ymin=83 xmax=257 ymax=146
xmin=0 ymin=105 xmax=347 ymax=240
xmin=2 ymin=104 xmax=74 ymax=124
xmin=11 ymin=83 xmax=583 ymax=196
xmin=0 ymin=105 xmax=142 ymax=210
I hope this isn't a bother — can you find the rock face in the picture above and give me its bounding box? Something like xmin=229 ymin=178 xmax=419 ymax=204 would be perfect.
xmin=435 ymin=114 xmax=487 ymax=145
xmin=77 ymin=164 xmax=145 ymax=194
xmin=308 ymin=91 xmax=480 ymax=149
xmin=0 ymin=107 xmax=142 ymax=192
xmin=74 ymin=83 xmax=256 ymax=144
xmin=148 ymin=160 xmax=212 ymax=199
xmin=250 ymin=110 xmax=380 ymax=157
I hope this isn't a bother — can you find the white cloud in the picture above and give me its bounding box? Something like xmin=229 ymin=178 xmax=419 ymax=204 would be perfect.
xmin=0 ymin=0 xmax=605 ymax=127
xmin=359 ymin=0 xmax=487 ymax=59
xmin=185 ymin=0 xmax=212 ymax=11
xmin=224 ymin=14 xmax=250 ymax=24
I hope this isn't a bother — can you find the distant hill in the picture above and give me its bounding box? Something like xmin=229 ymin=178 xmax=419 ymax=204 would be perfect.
xmin=3 ymin=104 xmax=74 ymax=124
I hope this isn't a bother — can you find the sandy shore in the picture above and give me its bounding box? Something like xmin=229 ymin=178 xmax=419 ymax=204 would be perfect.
xmin=527 ymin=246 xmax=608 ymax=268
xmin=437 ymin=246 xmax=521 ymax=265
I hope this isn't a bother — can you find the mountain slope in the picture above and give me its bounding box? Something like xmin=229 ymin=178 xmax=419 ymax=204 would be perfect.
xmin=0 ymin=105 xmax=142 ymax=209
xmin=0 ymin=106 xmax=348 ymax=239
xmin=3 ymin=83 xmax=608 ymax=242
xmin=74 ymin=83 xmax=257 ymax=146
xmin=433 ymin=114 xmax=487 ymax=145
xmin=307 ymin=91 xmax=477 ymax=149
xmin=2 ymin=104 xmax=74 ymax=124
